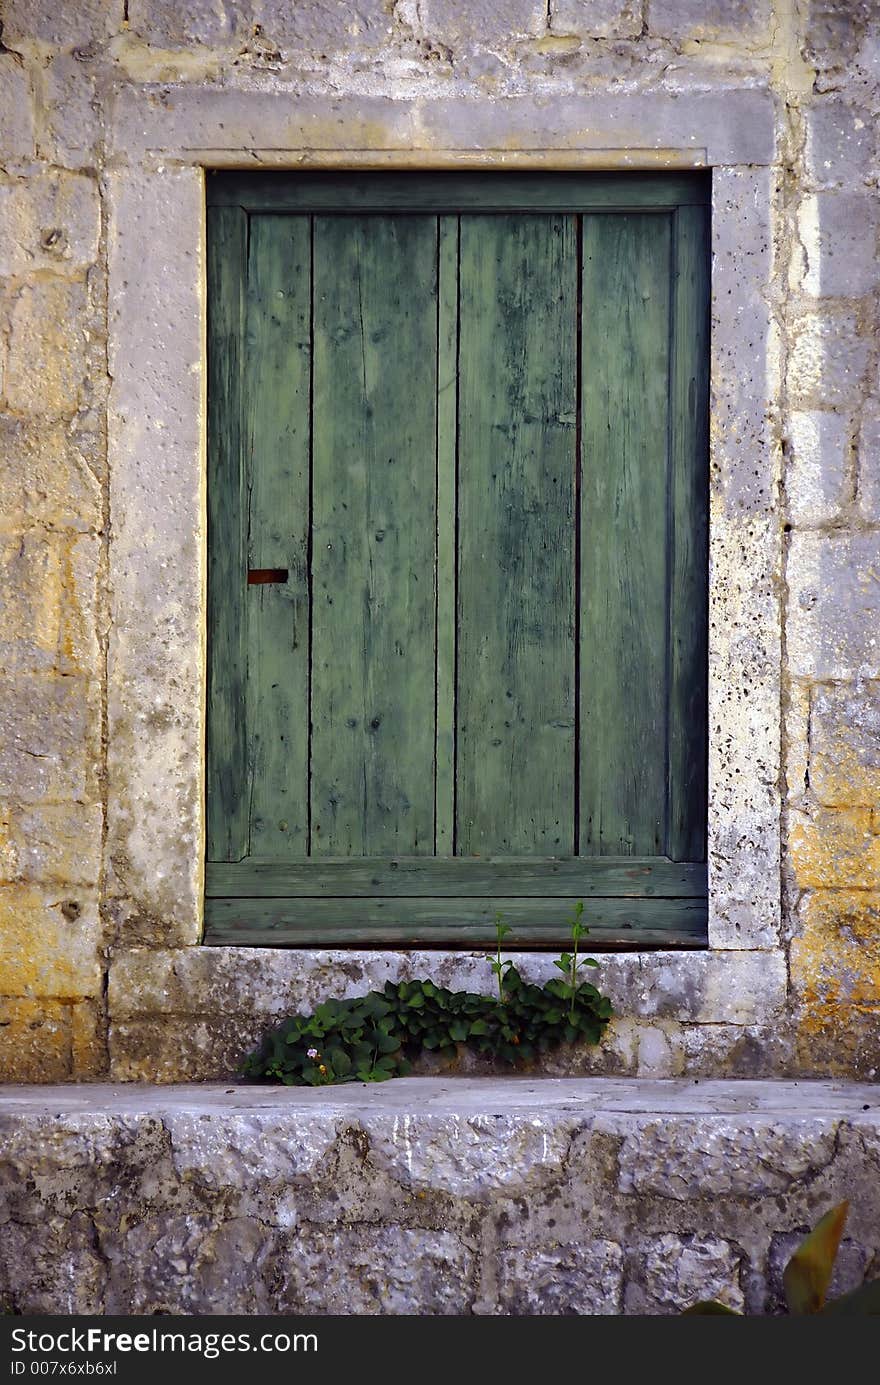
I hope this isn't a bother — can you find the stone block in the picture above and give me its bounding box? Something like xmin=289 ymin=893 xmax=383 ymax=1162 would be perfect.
xmin=0 ymin=672 xmax=101 ymax=803
xmin=0 ymin=173 xmax=100 ymax=279
xmin=0 ymin=415 xmax=103 ymax=533
xmin=648 ymin=0 xmax=771 ymax=43
xmin=0 ymin=886 xmax=101 ymax=999
xmin=710 ymin=167 xmax=776 ymax=514
xmin=787 ymin=531 xmax=880 ymax=679
xmin=805 ymin=100 xmax=874 ymax=188
xmin=1 ymin=1 xmax=122 ymax=48
xmin=106 ymin=168 xmax=204 ymax=945
xmin=810 ymin=682 xmax=880 ymax=807
xmin=41 ymin=54 xmax=103 ymax=168
xmin=798 ymin=191 xmax=879 ymax=298
xmin=858 ymin=398 xmax=880 ymax=522
xmin=615 ymin=1115 xmax=839 ymax=1199
xmin=625 ymin=1236 xmax=745 ymax=1313
xmin=284 ymin=1226 xmax=475 ymax=1314
xmin=246 ymin=0 xmax=395 ymax=52
xmin=803 ymin=0 xmax=878 ymax=74
xmin=791 ymin=890 xmax=880 ymax=1013
xmin=0 ymin=803 xmax=103 ymax=888
xmin=789 ymin=807 xmax=880 ymax=889
xmin=6 ymin=280 xmax=90 ymax=416
xmin=127 ymin=0 xmax=239 ymax=47
xmin=0 ymin=55 xmax=34 ymax=162
xmin=0 ymin=531 xmax=100 ymax=676
xmin=786 ymin=410 xmax=850 ymax=523
xmin=788 ymin=311 xmax=870 ymax=409
xmin=497 ymin=1240 xmax=623 ymax=1313
xmin=550 ymin=1 xmax=641 ymax=38
xmin=413 ymin=0 xmax=546 ymax=46
xmin=0 ymin=998 xmax=71 ymax=1083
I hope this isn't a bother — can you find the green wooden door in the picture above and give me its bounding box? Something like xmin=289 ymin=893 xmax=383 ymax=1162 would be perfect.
xmin=205 ymin=173 xmax=710 ymax=947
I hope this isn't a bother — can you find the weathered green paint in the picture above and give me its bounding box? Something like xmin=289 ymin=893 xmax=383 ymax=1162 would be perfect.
xmin=204 ymin=895 xmax=708 ymax=947
xmin=244 ymin=215 xmax=311 ymax=859
xmin=206 ymin=205 xmax=248 ymax=863
xmin=310 ymin=215 xmax=438 ymax=856
xmin=205 ymin=175 xmax=710 ymax=946
xmin=206 ymin=857 xmax=707 ymax=897
xmin=580 ymin=213 xmax=672 ymax=856
xmin=207 ymin=170 xmax=710 ymax=212
xmin=456 ymin=214 xmax=577 ymax=854
xmin=435 ymin=216 xmax=458 ymax=857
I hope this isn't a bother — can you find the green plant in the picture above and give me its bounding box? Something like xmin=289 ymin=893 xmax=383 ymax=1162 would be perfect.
xmin=553 ymin=900 xmax=600 ymax=1023
xmin=487 ymin=913 xmax=514 ymax=1003
xmin=684 ymin=1202 xmax=880 ymax=1315
xmin=243 ymin=908 xmax=613 ymax=1085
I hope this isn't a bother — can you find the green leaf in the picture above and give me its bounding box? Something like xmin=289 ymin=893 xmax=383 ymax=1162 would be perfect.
xmin=326 ymin=1047 xmax=351 ymax=1077
xmin=783 ymin=1201 xmax=849 ymax=1314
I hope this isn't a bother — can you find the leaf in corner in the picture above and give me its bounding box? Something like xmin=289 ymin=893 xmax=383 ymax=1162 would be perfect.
xmin=783 ymin=1201 xmax=849 ymax=1314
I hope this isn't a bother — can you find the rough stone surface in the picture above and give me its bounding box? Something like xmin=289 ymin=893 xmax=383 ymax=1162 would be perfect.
xmin=810 ymin=681 xmax=880 ymax=806
xmin=648 ymin=0 xmax=772 ymax=44
xmin=787 ymin=532 xmax=880 ymax=679
xmin=0 ymin=0 xmax=879 ymax=1085
xmin=786 ymin=409 xmax=851 ymax=523
xmin=1 ymin=1080 xmax=879 ymax=1315
xmin=547 ymin=1 xmax=641 ymax=39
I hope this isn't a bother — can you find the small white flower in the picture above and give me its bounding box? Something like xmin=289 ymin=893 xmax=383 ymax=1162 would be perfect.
xmin=307 ymin=1047 xmax=319 ymax=1059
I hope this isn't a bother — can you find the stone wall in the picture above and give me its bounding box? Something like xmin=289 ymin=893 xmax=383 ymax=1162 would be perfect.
xmin=0 ymin=0 xmax=878 ymax=1083
xmin=2 ymin=1078 xmax=879 ymax=1315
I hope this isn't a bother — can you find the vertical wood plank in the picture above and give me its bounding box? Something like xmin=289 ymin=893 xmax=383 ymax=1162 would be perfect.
xmin=206 ymin=205 xmax=249 ymax=861
xmin=244 ymin=215 xmax=312 ymax=859
xmin=435 ymin=216 xmax=458 ymax=856
xmin=310 ymin=215 xmax=438 ymax=856
xmin=456 ymin=214 xmax=577 ymax=855
xmin=580 ymin=212 xmax=672 ymax=856
xmin=667 ymin=204 xmax=710 ymax=861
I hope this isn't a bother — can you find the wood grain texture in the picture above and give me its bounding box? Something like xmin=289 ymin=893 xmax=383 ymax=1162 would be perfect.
xmin=207 ymin=171 xmax=710 ymax=212
xmin=244 ymin=215 xmax=312 ymax=859
xmin=456 ymin=213 xmax=578 ymax=855
xmin=580 ymin=213 xmax=672 ymax=857
xmin=204 ymin=894 xmax=708 ymax=946
xmin=435 ymin=216 xmax=458 ymax=856
xmin=206 ymin=857 xmax=707 ymax=897
xmin=206 ymin=205 xmax=249 ymax=862
xmin=667 ymin=204 xmax=710 ymax=862
xmin=310 ymin=215 xmax=438 ymax=856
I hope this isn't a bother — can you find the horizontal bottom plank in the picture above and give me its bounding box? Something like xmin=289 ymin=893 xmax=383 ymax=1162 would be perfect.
xmin=206 ymin=857 xmax=707 ymax=898
xmin=203 ymin=895 xmax=707 ymax=949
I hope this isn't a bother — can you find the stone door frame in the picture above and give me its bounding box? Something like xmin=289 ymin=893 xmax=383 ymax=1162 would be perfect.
xmin=105 ymin=85 xmax=786 ymax=1042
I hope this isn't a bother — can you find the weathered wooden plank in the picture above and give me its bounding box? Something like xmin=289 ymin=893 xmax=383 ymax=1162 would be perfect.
xmin=435 ymin=215 xmax=458 ymax=856
xmin=580 ymin=213 xmax=672 ymax=856
xmin=310 ymin=215 xmax=438 ymax=855
xmin=207 ymin=171 xmax=711 ymax=212
xmin=206 ymin=205 xmax=249 ymax=862
xmin=244 ymin=215 xmax=312 ymax=859
xmin=206 ymin=857 xmax=707 ymax=897
xmin=456 ymin=213 xmax=578 ymax=854
xmin=204 ymin=894 xmax=708 ymax=947
xmin=667 ymin=204 xmax=710 ymax=862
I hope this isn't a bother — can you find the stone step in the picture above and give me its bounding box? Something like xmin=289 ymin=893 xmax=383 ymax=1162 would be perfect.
xmin=1 ymin=1078 xmax=878 ymax=1315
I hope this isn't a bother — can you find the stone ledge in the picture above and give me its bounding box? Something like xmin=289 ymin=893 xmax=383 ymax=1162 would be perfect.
xmin=1 ymin=1078 xmax=878 ymax=1314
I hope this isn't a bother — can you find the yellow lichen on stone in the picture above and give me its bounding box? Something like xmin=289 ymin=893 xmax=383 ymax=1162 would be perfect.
xmin=0 ymin=886 xmax=102 ymax=1000
xmin=0 ymin=997 xmax=71 ymax=1082
xmin=791 ymin=891 xmax=880 ymax=1070
xmin=789 ymin=807 xmax=880 ymax=889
